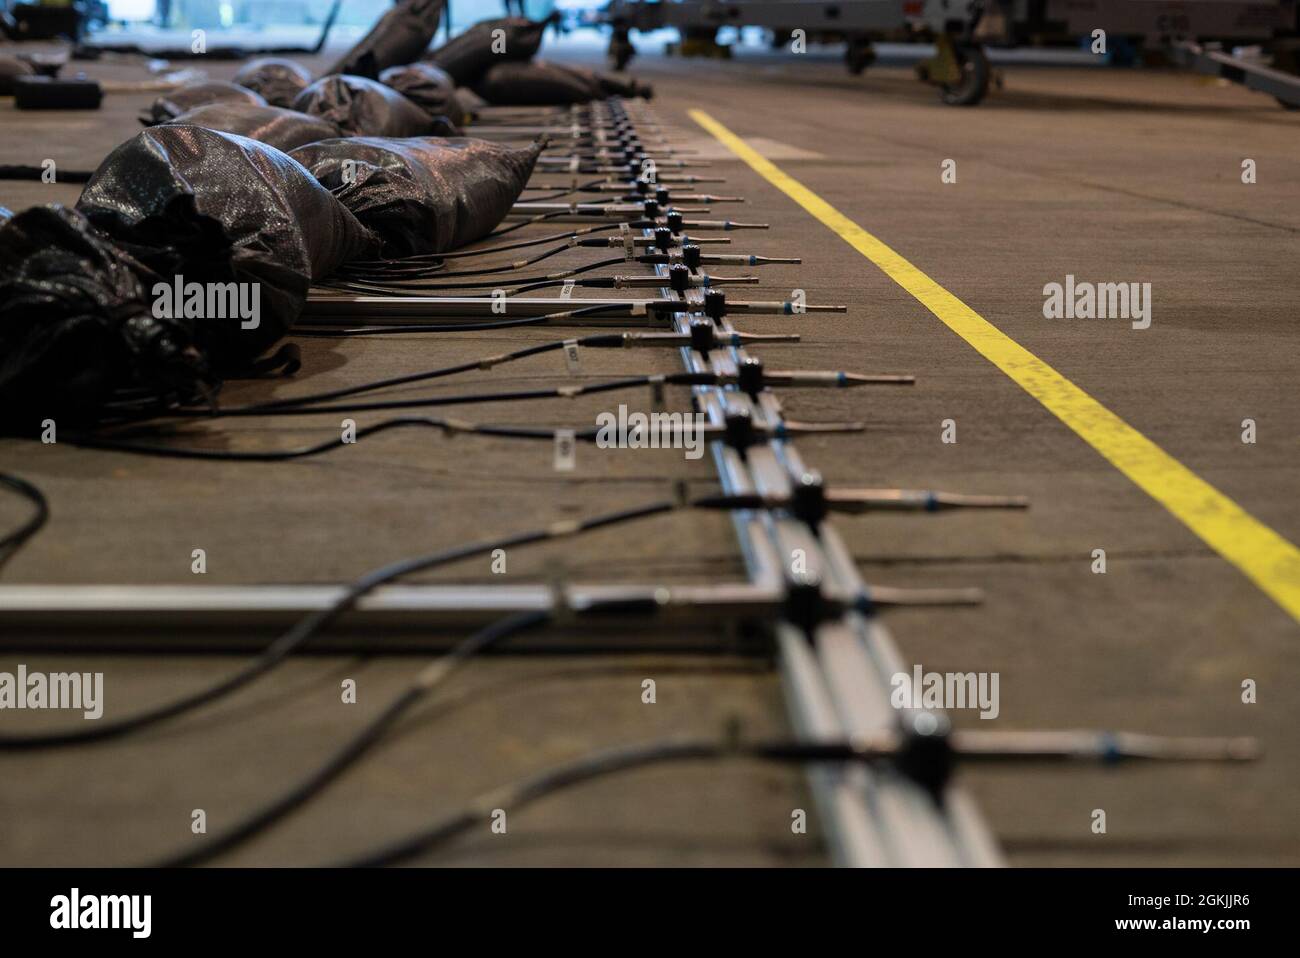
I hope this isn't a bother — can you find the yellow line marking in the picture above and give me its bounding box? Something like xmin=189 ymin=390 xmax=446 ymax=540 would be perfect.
xmin=690 ymin=108 xmax=1300 ymax=624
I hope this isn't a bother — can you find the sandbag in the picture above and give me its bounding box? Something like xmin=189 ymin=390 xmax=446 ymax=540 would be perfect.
xmin=77 ymin=126 xmax=375 ymax=365
xmin=324 ymin=0 xmax=447 ymax=79
xmin=0 ymin=55 xmax=36 ymax=96
xmin=473 ymin=60 xmax=596 ymax=106
xmin=165 ymin=102 xmax=340 ymax=152
xmin=475 ymin=61 xmax=654 ymax=106
xmin=452 ymin=86 xmax=487 ymax=114
xmin=379 ymin=62 xmax=465 ymax=126
xmin=290 ymin=136 xmax=542 ymax=257
xmin=231 ymin=57 xmax=313 ymax=107
xmin=141 ymin=81 xmax=266 ymax=124
xmin=292 ymin=74 xmax=453 ymax=138
xmin=0 ymin=204 xmax=207 ymax=431
xmin=425 ymin=17 xmax=546 ymax=85
xmin=560 ymin=62 xmax=654 ymax=100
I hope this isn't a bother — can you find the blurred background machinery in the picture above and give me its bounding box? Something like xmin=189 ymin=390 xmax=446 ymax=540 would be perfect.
xmin=2 ymin=1 xmax=1298 ymax=103
xmin=591 ymin=0 xmax=1300 ymax=105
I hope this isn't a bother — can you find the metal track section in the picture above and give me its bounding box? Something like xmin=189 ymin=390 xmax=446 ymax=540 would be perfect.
xmin=1170 ymin=39 xmax=1300 ymax=107
xmin=619 ymin=100 xmax=1003 ymax=867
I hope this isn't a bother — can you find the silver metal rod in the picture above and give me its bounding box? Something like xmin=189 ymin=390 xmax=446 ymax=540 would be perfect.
xmin=645 ymin=201 xmax=1003 ymax=866
xmin=0 ymin=582 xmax=778 ymax=652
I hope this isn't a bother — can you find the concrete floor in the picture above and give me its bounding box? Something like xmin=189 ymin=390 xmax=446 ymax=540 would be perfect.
xmin=0 ymin=38 xmax=1296 ymax=866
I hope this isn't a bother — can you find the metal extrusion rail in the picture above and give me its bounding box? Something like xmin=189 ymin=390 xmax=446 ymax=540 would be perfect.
xmin=617 ymin=99 xmax=1003 ymax=867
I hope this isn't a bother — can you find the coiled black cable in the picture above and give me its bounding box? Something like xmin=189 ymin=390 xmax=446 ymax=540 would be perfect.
xmin=0 ymin=470 xmax=49 ymax=572
xmin=154 ymin=609 xmax=552 ymax=867
xmin=338 ymin=738 xmax=889 ymax=868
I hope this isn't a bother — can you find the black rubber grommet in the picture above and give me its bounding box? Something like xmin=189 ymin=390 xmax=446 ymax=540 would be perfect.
xmin=688 ymin=318 xmax=715 ymax=353
xmin=736 ymin=356 xmax=765 ymax=397
xmin=703 ymin=289 xmax=726 ymax=320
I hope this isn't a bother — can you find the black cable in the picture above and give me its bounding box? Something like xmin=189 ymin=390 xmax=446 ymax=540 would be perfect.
xmin=67 ymin=417 xmax=580 ymax=462
xmin=337 ymin=738 xmax=887 ymax=868
xmin=345 ymin=225 xmax=620 ymax=267
xmin=340 ymin=239 xmax=578 ymax=281
xmin=483 ymin=210 xmax=575 ymax=239
xmin=183 ymin=333 xmax=629 ymax=417
xmin=289 ymin=301 xmax=635 ymax=337
xmin=240 ymin=343 xmax=564 ymax=411
xmin=154 ymin=373 xmax=704 ymax=420
xmin=152 ymin=594 xmax=674 ymax=867
xmin=0 ymin=470 xmax=50 ymax=571
xmin=508 ymin=273 xmax=622 ymax=296
xmin=325 ymin=256 xmax=626 ymax=295
xmin=292 ymin=316 xmax=571 ymax=336
xmin=154 ymin=609 xmax=552 ymax=867
xmin=0 ymin=498 xmax=677 ymax=751
xmin=0 ymin=165 xmax=95 ymax=183
xmin=517 ymin=178 xmax=608 ymax=201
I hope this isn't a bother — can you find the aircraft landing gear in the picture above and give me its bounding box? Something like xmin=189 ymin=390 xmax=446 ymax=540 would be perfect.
xmin=917 ymin=33 xmax=991 ymax=106
xmin=608 ymin=23 xmax=635 ymax=71
xmin=845 ymin=38 xmax=877 ymax=75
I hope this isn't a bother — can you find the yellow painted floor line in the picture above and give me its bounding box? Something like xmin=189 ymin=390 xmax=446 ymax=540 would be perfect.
xmin=690 ymin=108 xmax=1300 ymax=625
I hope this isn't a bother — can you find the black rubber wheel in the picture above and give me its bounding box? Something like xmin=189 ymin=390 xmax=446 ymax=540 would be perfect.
xmin=608 ymin=42 xmax=634 ymax=71
xmin=608 ymin=27 xmax=634 ymax=71
xmin=845 ymin=39 xmax=876 ymax=76
xmin=938 ymin=43 xmax=991 ymax=106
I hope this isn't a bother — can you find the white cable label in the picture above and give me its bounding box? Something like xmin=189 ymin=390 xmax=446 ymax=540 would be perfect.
xmin=554 ymin=429 xmax=576 ymax=472
xmin=563 ymin=340 xmax=581 ymax=374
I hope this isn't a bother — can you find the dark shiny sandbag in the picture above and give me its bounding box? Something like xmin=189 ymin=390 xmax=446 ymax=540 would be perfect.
xmin=290 ymin=136 xmax=542 ymax=257
xmin=0 ymin=55 xmax=37 ymax=95
xmin=77 ymin=126 xmax=375 ymax=364
xmin=0 ymin=204 xmax=206 ymax=431
xmin=378 ymin=62 xmax=465 ymax=127
xmin=166 ymin=102 xmax=340 ymax=152
xmin=561 ymin=62 xmax=653 ymax=100
xmin=473 ymin=60 xmax=597 ymax=105
xmin=292 ymin=74 xmax=451 ymax=137
xmin=232 ymin=57 xmax=313 ymax=107
xmin=141 ymin=81 xmax=266 ymax=124
xmin=324 ymin=0 xmax=447 ymax=78
xmin=425 ymin=17 xmax=546 ymax=85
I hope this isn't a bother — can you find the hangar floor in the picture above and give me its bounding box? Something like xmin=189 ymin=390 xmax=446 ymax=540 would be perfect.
xmin=0 ymin=39 xmax=1296 ymax=866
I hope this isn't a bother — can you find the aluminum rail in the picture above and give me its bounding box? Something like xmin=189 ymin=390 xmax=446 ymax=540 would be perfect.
xmin=617 ymin=97 xmax=1002 ymax=866
xmin=0 ymin=582 xmax=775 ymax=653
xmin=1170 ymin=40 xmax=1300 ymax=108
